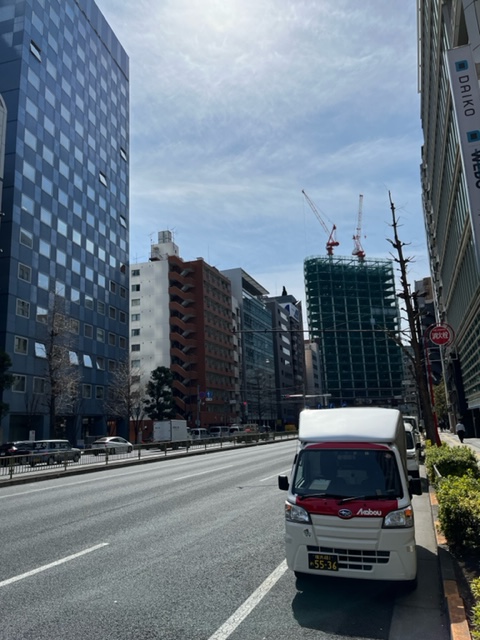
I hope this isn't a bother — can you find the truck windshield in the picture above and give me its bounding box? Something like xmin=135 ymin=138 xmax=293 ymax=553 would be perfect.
xmin=293 ymin=448 xmax=403 ymax=499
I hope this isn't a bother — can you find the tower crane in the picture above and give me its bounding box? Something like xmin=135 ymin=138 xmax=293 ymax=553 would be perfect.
xmin=352 ymin=194 xmax=365 ymax=260
xmin=302 ymin=189 xmax=339 ymax=256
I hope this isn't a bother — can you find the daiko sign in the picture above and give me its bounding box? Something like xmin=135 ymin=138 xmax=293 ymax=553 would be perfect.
xmin=428 ymin=323 xmax=455 ymax=347
xmin=446 ymin=45 xmax=480 ymax=266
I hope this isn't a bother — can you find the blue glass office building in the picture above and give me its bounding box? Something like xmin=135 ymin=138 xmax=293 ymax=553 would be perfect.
xmin=0 ymin=1 xmax=129 ymax=443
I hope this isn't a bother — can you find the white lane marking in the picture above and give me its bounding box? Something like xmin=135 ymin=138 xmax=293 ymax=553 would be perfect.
xmin=0 ymin=543 xmax=109 ymax=588
xmin=260 ymin=468 xmax=291 ymax=482
xmin=207 ymin=560 xmax=288 ymax=640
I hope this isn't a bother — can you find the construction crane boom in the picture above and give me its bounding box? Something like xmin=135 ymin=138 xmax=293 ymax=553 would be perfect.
xmin=302 ymin=189 xmax=339 ymax=256
xmin=352 ymin=194 xmax=365 ymax=260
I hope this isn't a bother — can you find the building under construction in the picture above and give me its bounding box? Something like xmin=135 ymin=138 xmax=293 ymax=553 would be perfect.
xmin=304 ymin=255 xmax=404 ymax=407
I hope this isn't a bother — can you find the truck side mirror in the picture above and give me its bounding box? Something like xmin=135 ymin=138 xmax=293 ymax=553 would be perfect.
xmin=278 ymin=475 xmax=289 ymax=491
xmin=409 ymin=477 xmax=422 ymax=496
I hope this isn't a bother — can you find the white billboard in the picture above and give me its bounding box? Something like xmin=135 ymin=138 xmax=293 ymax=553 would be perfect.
xmin=446 ymin=45 xmax=480 ymax=265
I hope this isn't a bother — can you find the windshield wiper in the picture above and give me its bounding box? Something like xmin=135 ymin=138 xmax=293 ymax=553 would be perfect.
xmin=298 ymin=493 xmax=346 ymax=500
xmin=339 ymin=493 xmax=395 ymax=504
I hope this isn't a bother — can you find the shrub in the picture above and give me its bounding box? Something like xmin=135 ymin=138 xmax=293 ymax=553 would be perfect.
xmin=472 ymin=578 xmax=480 ymax=640
xmin=436 ymin=472 xmax=480 ymax=550
xmin=424 ymin=442 xmax=480 ymax=487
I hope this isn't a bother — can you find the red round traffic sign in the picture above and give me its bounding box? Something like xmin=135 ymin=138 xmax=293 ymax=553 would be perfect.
xmin=428 ymin=323 xmax=454 ymax=346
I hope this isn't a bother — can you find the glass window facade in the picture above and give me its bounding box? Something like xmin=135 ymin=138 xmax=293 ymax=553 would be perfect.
xmin=0 ymin=0 xmax=129 ymax=442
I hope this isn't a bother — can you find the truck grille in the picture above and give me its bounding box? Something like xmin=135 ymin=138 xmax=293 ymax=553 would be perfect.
xmin=307 ymin=545 xmax=390 ymax=571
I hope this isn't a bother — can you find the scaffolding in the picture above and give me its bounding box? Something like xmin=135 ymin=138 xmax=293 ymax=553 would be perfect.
xmin=304 ymin=255 xmax=404 ymax=407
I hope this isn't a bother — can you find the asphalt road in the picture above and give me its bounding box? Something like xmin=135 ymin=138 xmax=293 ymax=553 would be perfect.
xmin=0 ymin=441 xmax=449 ymax=640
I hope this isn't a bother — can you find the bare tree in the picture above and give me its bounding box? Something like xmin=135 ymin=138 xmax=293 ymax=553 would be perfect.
xmin=387 ymin=193 xmax=439 ymax=446
xmin=104 ymin=358 xmax=146 ymax=443
xmin=37 ymin=295 xmax=81 ymax=437
xmin=0 ymin=350 xmax=13 ymax=421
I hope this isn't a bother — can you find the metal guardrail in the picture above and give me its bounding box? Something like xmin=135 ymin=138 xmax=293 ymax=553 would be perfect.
xmin=0 ymin=431 xmax=298 ymax=481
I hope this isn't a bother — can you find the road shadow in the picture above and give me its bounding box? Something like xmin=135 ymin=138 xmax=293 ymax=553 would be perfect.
xmin=291 ymin=574 xmax=395 ymax=638
xmin=291 ymin=545 xmax=439 ymax=638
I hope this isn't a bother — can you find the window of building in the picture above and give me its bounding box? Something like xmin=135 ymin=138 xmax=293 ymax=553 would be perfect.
xmin=12 ymin=375 xmax=26 ymax=393
xmin=83 ymin=384 xmax=92 ymax=399
xmin=131 ymin=328 xmax=140 ymax=337
xmin=38 ymin=273 xmax=49 ymax=290
xmin=18 ymin=263 xmax=32 ymax=283
xmin=96 ymin=357 xmax=105 ymax=370
xmin=108 ymin=333 xmax=116 ymax=346
xmin=83 ymin=354 xmax=93 ymax=368
xmin=57 ymin=219 xmax=68 ymax=237
xmin=35 ymin=342 xmax=47 ymax=358
xmin=108 ymin=360 xmax=115 ymax=372
xmin=96 ymin=328 xmax=105 ymax=343
xmin=119 ymin=336 xmax=126 ymax=349
xmin=119 ymin=311 xmax=126 ymax=324
xmin=33 ymin=377 xmax=45 ymax=394
xmin=69 ymin=351 xmax=79 ymax=365
xmin=85 ymin=295 xmax=94 ymax=310
xmin=55 ymin=281 xmax=65 ymax=297
xmin=131 ymin=359 xmax=141 ymax=368
xmin=120 ymin=147 xmax=128 ymax=161
xmin=57 ymin=249 xmax=67 ymax=267
xmin=30 ymin=40 xmax=42 ymax=62
xmin=109 ymin=281 xmax=116 ymax=294
xmin=38 ymin=240 xmax=50 ymax=258
xmin=36 ymin=307 xmax=48 ymax=323
xmin=131 ymin=299 xmax=140 ymax=307
xmin=70 ymin=319 xmax=80 ymax=334
xmin=99 ymin=172 xmax=108 ymax=187
xmin=131 ymin=313 xmax=140 ymax=322
xmin=20 ymin=228 xmax=33 ymax=248
xmin=131 ymin=284 xmax=140 ymax=292
xmin=97 ymin=301 xmax=105 ymax=315
xmin=16 ymin=299 xmax=30 ymax=318
xmin=131 ymin=269 xmax=140 ymax=277
xmin=120 ymin=287 xmax=127 ymax=299
xmin=14 ymin=336 xmax=28 ymax=355
xmin=71 ymin=288 xmax=80 ymax=304
xmin=131 ymin=344 xmax=140 ymax=352
xmin=84 ymin=324 xmax=93 ymax=339
xmin=109 ymin=306 xmax=117 ymax=320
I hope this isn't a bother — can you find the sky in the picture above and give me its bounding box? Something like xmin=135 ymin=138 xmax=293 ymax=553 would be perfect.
xmin=97 ymin=0 xmax=429 ymax=308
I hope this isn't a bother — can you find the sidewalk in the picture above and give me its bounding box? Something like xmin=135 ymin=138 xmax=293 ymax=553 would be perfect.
xmin=439 ymin=430 xmax=480 ymax=459
xmin=430 ymin=430 xmax=480 ymax=640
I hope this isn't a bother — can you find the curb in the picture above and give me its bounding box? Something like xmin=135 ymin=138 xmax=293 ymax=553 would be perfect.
xmin=429 ymin=487 xmax=472 ymax=640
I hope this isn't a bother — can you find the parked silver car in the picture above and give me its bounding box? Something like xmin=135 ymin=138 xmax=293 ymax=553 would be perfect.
xmin=91 ymin=437 xmax=133 ymax=455
xmin=29 ymin=440 xmax=82 ymax=466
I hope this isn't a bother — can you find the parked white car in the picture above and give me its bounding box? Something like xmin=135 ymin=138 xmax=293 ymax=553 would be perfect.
xmin=91 ymin=437 xmax=133 ymax=455
xmin=404 ymin=424 xmax=420 ymax=478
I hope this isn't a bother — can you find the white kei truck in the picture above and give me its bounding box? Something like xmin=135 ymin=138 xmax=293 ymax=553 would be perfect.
xmin=278 ymin=407 xmax=422 ymax=587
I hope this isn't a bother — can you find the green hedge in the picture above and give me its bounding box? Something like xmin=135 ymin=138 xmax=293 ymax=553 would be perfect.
xmin=436 ymin=472 xmax=480 ymax=549
xmin=472 ymin=578 xmax=480 ymax=640
xmin=424 ymin=442 xmax=480 ymax=487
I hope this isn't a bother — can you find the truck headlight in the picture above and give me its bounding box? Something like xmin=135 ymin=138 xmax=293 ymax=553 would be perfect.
xmin=285 ymin=501 xmax=311 ymax=523
xmin=383 ymin=506 xmax=414 ymax=528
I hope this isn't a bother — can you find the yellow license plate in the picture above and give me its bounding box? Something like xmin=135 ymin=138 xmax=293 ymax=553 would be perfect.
xmin=308 ymin=553 xmax=339 ymax=571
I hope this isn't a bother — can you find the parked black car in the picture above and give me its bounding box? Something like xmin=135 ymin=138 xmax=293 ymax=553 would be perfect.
xmin=0 ymin=441 xmax=34 ymax=466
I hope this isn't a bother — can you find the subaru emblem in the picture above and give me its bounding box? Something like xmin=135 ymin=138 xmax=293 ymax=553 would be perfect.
xmin=338 ymin=508 xmax=353 ymax=519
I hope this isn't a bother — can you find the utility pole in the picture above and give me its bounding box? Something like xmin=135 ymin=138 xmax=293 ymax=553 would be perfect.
xmin=387 ymin=193 xmax=440 ymax=446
